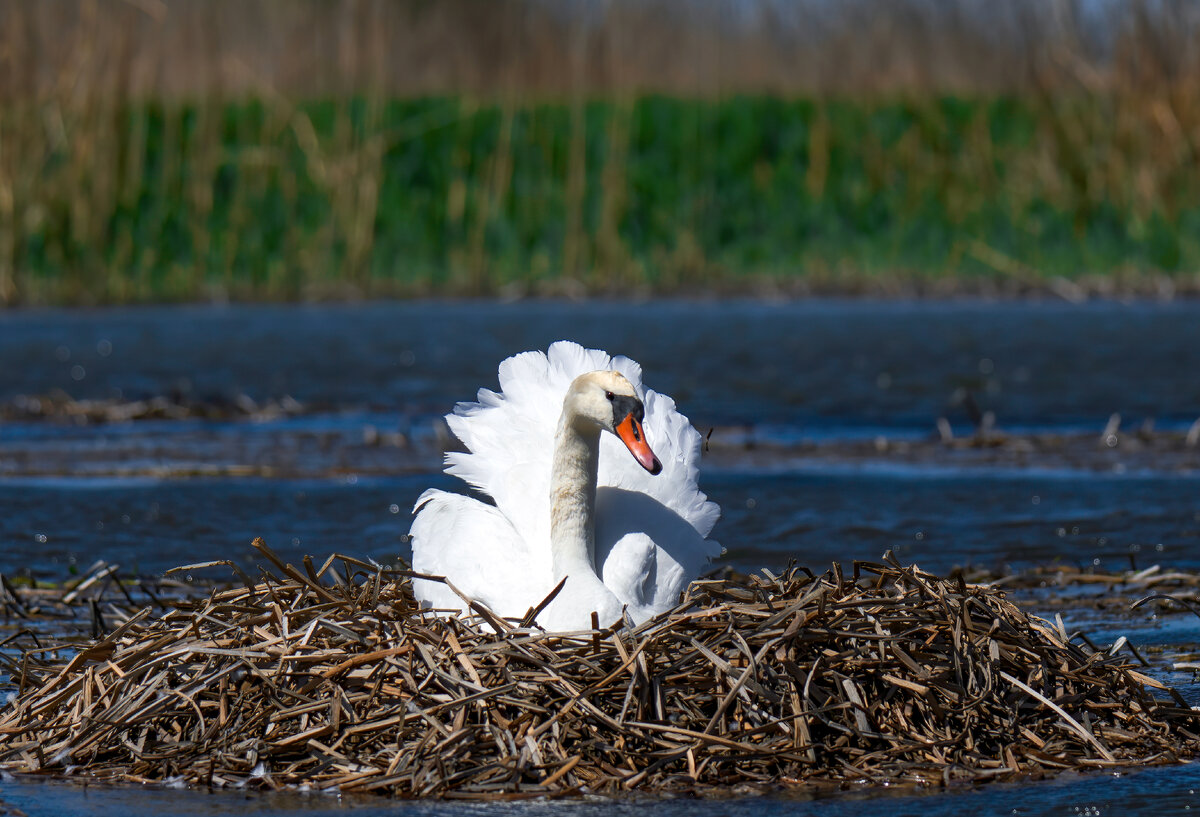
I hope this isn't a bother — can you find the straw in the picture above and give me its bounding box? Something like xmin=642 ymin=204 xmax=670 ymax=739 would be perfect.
xmin=1 ymin=546 xmax=1196 ymax=798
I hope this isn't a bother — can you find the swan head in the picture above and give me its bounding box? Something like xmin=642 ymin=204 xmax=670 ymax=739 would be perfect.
xmin=565 ymin=371 xmax=663 ymax=475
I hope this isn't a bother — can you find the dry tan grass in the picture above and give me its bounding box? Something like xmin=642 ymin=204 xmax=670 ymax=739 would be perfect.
xmin=1 ymin=543 xmax=1196 ymax=797
xmin=2 ymin=0 xmax=1199 ymax=100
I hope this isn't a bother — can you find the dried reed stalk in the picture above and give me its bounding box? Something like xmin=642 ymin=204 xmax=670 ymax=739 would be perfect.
xmin=1 ymin=543 xmax=1196 ymax=798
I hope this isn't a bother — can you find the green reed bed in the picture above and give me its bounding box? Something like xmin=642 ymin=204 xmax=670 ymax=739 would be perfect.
xmin=3 ymin=95 xmax=1200 ymax=304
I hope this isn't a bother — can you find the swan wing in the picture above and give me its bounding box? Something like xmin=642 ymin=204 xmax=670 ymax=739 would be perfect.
xmin=445 ymin=340 xmax=719 ymax=542
xmin=409 ymin=489 xmax=551 ymax=619
xmin=598 ymin=384 xmax=721 ymax=540
xmin=442 ymin=341 xmax=640 ymax=551
xmin=595 ymin=356 xmax=723 ymax=617
xmin=435 ymin=340 xmax=721 ymax=619
xmin=595 ymin=487 xmax=720 ymax=617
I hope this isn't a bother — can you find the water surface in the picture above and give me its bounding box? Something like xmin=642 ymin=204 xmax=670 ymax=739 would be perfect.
xmin=2 ymin=300 xmax=1199 ymax=816
xmin=3 ymin=300 xmax=1200 ymax=578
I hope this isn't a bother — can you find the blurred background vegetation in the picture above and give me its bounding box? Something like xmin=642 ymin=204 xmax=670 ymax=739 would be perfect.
xmin=1 ymin=0 xmax=1199 ymax=304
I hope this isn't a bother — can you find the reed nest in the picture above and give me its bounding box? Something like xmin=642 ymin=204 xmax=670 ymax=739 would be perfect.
xmin=1 ymin=542 xmax=1197 ymax=799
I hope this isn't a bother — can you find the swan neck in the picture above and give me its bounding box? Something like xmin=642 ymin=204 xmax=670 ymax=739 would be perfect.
xmin=549 ymin=412 xmax=600 ymax=579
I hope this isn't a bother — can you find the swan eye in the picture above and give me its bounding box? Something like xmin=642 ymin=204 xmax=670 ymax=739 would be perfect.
xmin=605 ymin=391 xmax=614 ymax=401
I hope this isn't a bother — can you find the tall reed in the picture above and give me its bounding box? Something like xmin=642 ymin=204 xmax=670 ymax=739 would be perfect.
xmin=0 ymin=0 xmax=1197 ymax=303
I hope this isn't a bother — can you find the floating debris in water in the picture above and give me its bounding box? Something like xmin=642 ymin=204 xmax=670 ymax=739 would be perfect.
xmin=0 ymin=543 xmax=1197 ymax=798
xmin=0 ymin=392 xmax=306 ymax=424
xmin=702 ymin=421 xmax=1200 ymax=474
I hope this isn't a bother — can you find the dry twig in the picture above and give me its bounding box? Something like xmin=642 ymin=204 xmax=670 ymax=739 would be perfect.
xmin=1 ymin=546 xmax=1196 ymax=798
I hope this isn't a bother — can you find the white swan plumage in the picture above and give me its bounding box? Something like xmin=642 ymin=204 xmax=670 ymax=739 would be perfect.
xmin=409 ymin=341 xmax=721 ymax=631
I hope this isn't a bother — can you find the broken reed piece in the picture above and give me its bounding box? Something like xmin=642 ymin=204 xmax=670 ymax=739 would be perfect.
xmin=1187 ymin=417 xmax=1200 ymax=448
xmin=1101 ymin=413 xmax=1121 ymax=448
xmin=0 ymin=546 xmax=1197 ymax=798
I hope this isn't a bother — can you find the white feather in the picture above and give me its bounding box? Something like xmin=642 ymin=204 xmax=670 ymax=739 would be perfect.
xmin=411 ymin=341 xmax=721 ymax=629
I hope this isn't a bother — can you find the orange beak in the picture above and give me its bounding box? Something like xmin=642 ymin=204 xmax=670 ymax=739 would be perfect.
xmin=616 ymin=413 xmax=662 ymax=475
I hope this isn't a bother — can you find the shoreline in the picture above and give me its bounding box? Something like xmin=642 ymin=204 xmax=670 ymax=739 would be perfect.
xmin=5 ymin=273 xmax=1200 ymax=310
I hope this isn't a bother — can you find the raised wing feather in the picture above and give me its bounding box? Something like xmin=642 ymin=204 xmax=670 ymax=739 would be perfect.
xmin=442 ymin=341 xmax=720 ymax=561
xmin=444 ymin=343 xmax=616 ymax=553
xmin=410 ymin=489 xmax=552 ymax=616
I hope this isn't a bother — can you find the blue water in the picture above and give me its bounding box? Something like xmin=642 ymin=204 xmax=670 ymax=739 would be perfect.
xmin=4 ymin=762 xmax=1200 ymax=816
xmin=4 ymin=299 xmax=1200 ymax=430
xmin=3 ymin=300 xmax=1200 ymax=578
xmin=3 ymin=469 xmax=1198 ymax=580
xmin=2 ymin=299 xmax=1200 ymax=814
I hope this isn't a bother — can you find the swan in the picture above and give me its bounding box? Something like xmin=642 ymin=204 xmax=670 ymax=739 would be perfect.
xmin=409 ymin=341 xmax=720 ymax=631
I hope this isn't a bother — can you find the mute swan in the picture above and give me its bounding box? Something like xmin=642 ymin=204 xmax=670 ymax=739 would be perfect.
xmin=410 ymin=341 xmax=720 ymax=631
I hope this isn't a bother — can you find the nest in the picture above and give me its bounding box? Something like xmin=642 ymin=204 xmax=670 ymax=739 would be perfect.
xmin=1 ymin=541 xmax=1197 ymax=799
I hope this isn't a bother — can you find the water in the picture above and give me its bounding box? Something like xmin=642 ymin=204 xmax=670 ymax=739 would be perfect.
xmin=3 ymin=470 xmax=1199 ymax=579
xmin=3 ymin=299 xmax=1199 ymax=577
xmin=5 ymin=299 xmax=1200 ymax=429
xmin=1 ymin=299 xmax=1199 ymax=814
xmin=4 ymin=763 xmax=1200 ymax=816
